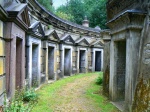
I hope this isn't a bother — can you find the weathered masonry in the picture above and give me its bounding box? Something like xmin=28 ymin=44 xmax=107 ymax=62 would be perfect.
xmin=0 ymin=0 xmax=106 ymax=105
xmin=0 ymin=19 xmax=6 ymax=105
xmin=103 ymin=0 xmax=150 ymax=111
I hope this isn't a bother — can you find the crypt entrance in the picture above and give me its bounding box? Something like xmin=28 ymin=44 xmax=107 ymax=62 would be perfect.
xmin=32 ymin=44 xmax=39 ymax=87
xmin=15 ymin=38 xmax=23 ymax=89
xmin=79 ymin=50 xmax=86 ymax=73
xmin=115 ymin=41 xmax=126 ymax=102
xmin=95 ymin=51 xmax=101 ymax=71
xmin=109 ymin=40 xmax=127 ymax=110
xmin=48 ymin=46 xmax=55 ymax=80
xmin=64 ymin=48 xmax=71 ymax=76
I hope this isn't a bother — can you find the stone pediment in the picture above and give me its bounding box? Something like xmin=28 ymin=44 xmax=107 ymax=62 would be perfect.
xmin=91 ymin=40 xmax=104 ymax=48
xmin=75 ymin=37 xmax=90 ymax=46
xmin=18 ymin=7 xmax=30 ymax=27
xmin=29 ymin=21 xmax=45 ymax=37
xmin=45 ymin=30 xmax=60 ymax=42
xmin=5 ymin=2 xmax=30 ymax=29
xmin=60 ymin=34 xmax=75 ymax=44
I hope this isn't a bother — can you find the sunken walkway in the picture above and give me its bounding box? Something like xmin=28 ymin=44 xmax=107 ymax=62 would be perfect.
xmin=32 ymin=73 xmax=118 ymax=112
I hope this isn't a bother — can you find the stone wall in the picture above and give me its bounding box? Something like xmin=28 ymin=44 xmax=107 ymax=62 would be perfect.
xmin=106 ymin=0 xmax=150 ymax=111
xmin=132 ymin=15 xmax=150 ymax=112
xmin=0 ymin=20 xmax=5 ymax=105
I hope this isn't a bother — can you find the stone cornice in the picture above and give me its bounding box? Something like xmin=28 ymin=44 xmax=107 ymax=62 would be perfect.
xmin=107 ymin=11 xmax=146 ymax=35
xmin=0 ymin=5 xmax=8 ymax=21
xmin=106 ymin=0 xmax=148 ymax=21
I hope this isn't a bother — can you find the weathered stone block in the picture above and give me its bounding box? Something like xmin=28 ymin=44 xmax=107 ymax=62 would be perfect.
xmin=0 ymin=59 xmax=4 ymax=75
xmin=0 ymin=93 xmax=4 ymax=106
xmin=57 ymin=50 xmax=60 ymax=56
xmin=0 ymin=76 xmax=5 ymax=95
xmin=0 ymin=39 xmax=4 ymax=56
xmin=0 ymin=21 xmax=3 ymax=37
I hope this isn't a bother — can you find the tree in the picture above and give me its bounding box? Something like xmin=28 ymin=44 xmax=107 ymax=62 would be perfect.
xmin=55 ymin=11 xmax=74 ymax=21
xmin=56 ymin=0 xmax=107 ymax=29
xmin=56 ymin=0 xmax=85 ymax=25
xmin=37 ymin=0 xmax=107 ymax=29
xmin=37 ymin=0 xmax=54 ymax=12
xmin=84 ymin=0 xmax=107 ymax=29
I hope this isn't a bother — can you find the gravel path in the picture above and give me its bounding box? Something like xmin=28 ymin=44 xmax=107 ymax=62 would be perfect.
xmin=52 ymin=74 xmax=101 ymax=112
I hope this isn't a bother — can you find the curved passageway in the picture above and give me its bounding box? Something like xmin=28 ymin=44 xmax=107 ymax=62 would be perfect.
xmin=32 ymin=73 xmax=118 ymax=112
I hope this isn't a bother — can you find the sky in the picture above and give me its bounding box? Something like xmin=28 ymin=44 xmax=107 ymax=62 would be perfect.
xmin=53 ymin=0 xmax=67 ymax=9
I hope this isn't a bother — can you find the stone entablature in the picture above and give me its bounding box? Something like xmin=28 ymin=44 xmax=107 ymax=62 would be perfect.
xmin=107 ymin=11 xmax=146 ymax=35
xmin=106 ymin=0 xmax=148 ymax=21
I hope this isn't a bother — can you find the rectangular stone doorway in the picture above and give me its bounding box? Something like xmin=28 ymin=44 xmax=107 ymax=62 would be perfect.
xmin=110 ymin=41 xmax=126 ymax=111
xmin=95 ymin=51 xmax=101 ymax=71
xmin=64 ymin=49 xmax=71 ymax=76
xmin=115 ymin=41 xmax=126 ymax=102
xmin=79 ymin=50 xmax=86 ymax=73
xmin=16 ymin=38 xmax=23 ymax=89
xmin=32 ymin=44 xmax=39 ymax=87
xmin=48 ymin=47 xmax=55 ymax=80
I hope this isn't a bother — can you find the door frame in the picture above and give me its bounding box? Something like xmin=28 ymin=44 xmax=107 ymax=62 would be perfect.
xmin=92 ymin=48 xmax=103 ymax=72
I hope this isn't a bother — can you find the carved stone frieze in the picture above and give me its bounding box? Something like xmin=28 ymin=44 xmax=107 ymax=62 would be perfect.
xmin=106 ymin=0 xmax=148 ymax=20
xmin=107 ymin=12 xmax=145 ymax=34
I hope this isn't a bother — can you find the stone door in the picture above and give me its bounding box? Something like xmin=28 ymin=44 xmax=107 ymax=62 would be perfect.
xmin=15 ymin=38 xmax=23 ymax=89
xmin=79 ymin=50 xmax=86 ymax=73
xmin=48 ymin=47 xmax=54 ymax=80
xmin=116 ymin=41 xmax=126 ymax=101
xmin=32 ymin=44 xmax=39 ymax=87
xmin=95 ymin=51 xmax=101 ymax=71
xmin=64 ymin=49 xmax=71 ymax=76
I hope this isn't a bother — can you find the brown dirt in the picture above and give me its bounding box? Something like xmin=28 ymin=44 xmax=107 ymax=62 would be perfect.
xmin=52 ymin=74 xmax=101 ymax=112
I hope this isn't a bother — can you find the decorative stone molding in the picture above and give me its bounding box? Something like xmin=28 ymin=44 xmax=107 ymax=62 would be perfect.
xmin=107 ymin=11 xmax=146 ymax=34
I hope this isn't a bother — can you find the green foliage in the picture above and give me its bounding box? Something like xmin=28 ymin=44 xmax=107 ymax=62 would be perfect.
xmin=86 ymin=73 xmax=119 ymax=111
xmin=37 ymin=0 xmax=54 ymax=12
xmin=23 ymin=89 xmax=38 ymax=102
xmin=36 ymin=0 xmax=107 ymax=29
xmin=55 ymin=11 xmax=74 ymax=21
xmin=56 ymin=0 xmax=85 ymax=24
xmin=3 ymin=88 xmax=38 ymax=112
xmin=56 ymin=0 xmax=107 ymax=29
xmin=95 ymin=72 xmax=103 ymax=85
xmin=84 ymin=0 xmax=107 ymax=29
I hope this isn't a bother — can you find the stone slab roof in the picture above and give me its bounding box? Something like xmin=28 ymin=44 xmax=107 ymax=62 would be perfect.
xmin=5 ymin=3 xmax=26 ymax=12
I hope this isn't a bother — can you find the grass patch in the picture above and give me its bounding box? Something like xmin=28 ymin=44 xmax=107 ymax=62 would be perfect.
xmin=32 ymin=73 xmax=93 ymax=112
xmin=85 ymin=72 xmax=119 ymax=112
xmin=31 ymin=72 xmax=119 ymax=112
xmin=95 ymin=72 xmax=103 ymax=85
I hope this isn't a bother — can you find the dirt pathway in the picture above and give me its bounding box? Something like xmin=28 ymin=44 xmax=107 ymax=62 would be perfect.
xmin=52 ymin=74 xmax=101 ymax=112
